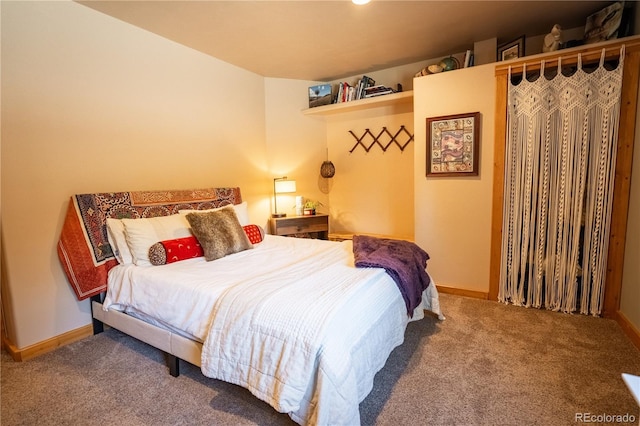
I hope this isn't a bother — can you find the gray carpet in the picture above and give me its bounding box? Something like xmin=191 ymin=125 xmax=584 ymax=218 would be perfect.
xmin=2 ymin=294 xmax=639 ymax=425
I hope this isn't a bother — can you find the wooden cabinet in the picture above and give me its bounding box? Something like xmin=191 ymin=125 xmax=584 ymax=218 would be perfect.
xmin=270 ymin=214 xmax=329 ymax=240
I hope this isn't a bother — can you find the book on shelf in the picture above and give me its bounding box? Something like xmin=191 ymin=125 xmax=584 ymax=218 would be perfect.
xmin=333 ymin=75 xmax=376 ymax=104
xmin=363 ymin=84 xmax=395 ymax=98
xmin=357 ymin=75 xmax=375 ymax=100
xmin=463 ymin=50 xmax=474 ymax=68
xmin=334 ymin=82 xmax=351 ymax=103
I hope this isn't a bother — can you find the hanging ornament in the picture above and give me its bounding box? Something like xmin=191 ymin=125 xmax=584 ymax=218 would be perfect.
xmin=320 ymin=148 xmax=335 ymax=178
xmin=320 ymin=160 xmax=335 ymax=178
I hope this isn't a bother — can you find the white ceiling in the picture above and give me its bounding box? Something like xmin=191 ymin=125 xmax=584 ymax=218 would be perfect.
xmin=79 ymin=0 xmax=612 ymax=81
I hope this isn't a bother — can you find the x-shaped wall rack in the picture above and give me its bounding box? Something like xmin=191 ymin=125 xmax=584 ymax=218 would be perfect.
xmin=348 ymin=126 xmax=414 ymax=153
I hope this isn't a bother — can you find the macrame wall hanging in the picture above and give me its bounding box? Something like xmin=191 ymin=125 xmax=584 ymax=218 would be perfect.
xmin=348 ymin=125 xmax=414 ymax=153
xmin=499 ymin=47 xmax=625 ymax=316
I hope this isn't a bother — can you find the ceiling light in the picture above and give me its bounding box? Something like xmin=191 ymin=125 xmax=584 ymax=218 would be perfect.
xmin=352 ymin=0 xmax=370 ymax=5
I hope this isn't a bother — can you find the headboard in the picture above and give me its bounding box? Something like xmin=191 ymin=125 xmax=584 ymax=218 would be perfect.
xmin=57 ymin=187 xmax=242 ymax=301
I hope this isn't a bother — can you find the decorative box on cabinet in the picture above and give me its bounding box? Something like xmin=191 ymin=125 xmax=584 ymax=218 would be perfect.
xmin=270 ymin=214 xmax=329 ymax=240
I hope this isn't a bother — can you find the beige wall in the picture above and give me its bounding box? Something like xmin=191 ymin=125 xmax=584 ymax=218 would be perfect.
xmin=413 ymin=65 xmax=496 ymax=293
xmin=264 ymin=78 xmax=328 ymax=218
xmin=1 ymin=1 xmax=270 ymax=349
xmin=324 ymin=106 xmax=414 ymax=238
xmin=317 ymin=62 xmax=427 ymax=238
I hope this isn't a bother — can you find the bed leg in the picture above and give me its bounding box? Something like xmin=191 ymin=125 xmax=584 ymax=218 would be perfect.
xmin=167 ymin=354 xmax=180 ymax=377
xmin=92 ymin=317 xmax=104 ymax=335
xmin=90 ymin=295 xmax=104 ymax=335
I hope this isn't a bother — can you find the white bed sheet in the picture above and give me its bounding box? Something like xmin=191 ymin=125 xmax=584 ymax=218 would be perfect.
xmin=104 ymin=235 xmax=441 ymax=425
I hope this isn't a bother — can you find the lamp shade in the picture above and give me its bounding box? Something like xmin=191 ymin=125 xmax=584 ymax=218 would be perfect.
xmin=275 ymin=179 xmax=296 ymax=194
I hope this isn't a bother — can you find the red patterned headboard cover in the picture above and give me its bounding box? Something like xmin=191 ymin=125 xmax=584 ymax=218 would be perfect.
xmin=57 ymin=187 xmax=242 ymax=300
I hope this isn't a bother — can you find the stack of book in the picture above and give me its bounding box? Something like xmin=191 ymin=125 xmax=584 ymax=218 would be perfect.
xmin=334 ymin=75 xmax=380 ymax=103
xmin=363 ymin=85 xmax=395 ymax=98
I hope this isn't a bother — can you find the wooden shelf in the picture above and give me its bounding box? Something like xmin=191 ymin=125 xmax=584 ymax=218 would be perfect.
xmin=302 ymin=90 xmax=413 ymax=116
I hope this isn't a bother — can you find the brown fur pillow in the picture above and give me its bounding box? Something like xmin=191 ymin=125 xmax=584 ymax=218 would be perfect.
xmin=185 ymin=207 xmax=253 ymax=261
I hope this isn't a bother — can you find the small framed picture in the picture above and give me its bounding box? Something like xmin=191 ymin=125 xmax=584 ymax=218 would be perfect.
xmin=584 ymin=1 xmax=624 ymax=44
xmin=426 ymin=112 xmax=480 ymax=177
xmin=497 ymin=36 xmax=525 ymax=61
xmin=308 ymin=84 xmax=332 ymax=108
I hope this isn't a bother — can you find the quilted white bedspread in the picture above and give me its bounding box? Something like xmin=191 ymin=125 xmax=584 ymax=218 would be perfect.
xmin=104 ymin=235 xmax=441 ymax=425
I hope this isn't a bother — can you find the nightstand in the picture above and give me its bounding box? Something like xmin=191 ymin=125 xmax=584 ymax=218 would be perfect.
xmin=270 ymin=214 xmax=329 ymax=240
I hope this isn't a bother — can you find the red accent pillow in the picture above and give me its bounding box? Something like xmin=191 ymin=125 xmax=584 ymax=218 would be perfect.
xmin=243 ymin=224 xmax=265 ymax=244
xmin=149 ymin=226 xmax=264 ymax=265
xmin=148 ymin=236 xmax=204 ymax=265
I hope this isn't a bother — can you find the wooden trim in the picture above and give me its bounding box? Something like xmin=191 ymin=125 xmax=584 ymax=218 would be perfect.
xmin=488 ymin=73 xmax=509 ymax=301
xmin=489 ymin=37 xmax=640 ymax=314
xmin=494 ymin=35 xmax=640 ymax=76
xmin=2 ymin=336 xmax=21 ymax=361
xmin=603 ymin=50 xmax=640 ymax=318
xmin=436 ymin=285 xmax=488 ymax=300
xmin=1 ymin=300 xmax=4 ymax=352
xmin=613 ymin=311 xmax=640 ymax=352
xmin=2 ymin=324 xmax=93 ymax=362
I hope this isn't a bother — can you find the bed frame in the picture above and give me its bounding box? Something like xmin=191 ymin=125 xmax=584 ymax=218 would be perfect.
xmin=90 ymin=295 xmax=198 ymax=377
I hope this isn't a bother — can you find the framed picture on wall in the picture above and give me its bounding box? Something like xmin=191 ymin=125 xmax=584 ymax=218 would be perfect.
xmin=497 ymin=35 xmax=525 ymax=61
xmin=426 ymin=112 xmax=480 ymax=177
xmin=583 ymin=1 xmax=625 ymax=44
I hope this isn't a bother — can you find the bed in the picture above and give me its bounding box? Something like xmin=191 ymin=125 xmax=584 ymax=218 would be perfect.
xmin=57 ymin=187 xmax=443 ymax=425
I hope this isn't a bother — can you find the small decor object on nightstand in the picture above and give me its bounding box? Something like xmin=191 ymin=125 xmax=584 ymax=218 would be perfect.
xmin=303 ymin=199 xmax=323 ymax=216
xmin=295 ymin=196 xmax=304 ymax=216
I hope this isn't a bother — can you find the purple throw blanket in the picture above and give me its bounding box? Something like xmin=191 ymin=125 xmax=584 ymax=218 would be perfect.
xmin=352 ymin=235 xmax=430 ymax=317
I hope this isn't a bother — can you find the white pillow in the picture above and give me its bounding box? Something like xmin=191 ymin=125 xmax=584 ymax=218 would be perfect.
xmin=106 ymin=218 xmax=134 ymax=265
xmin=121 ymin=214 xmax=192 ymax=266
xmin=179 ymin=201 xmax=249 ymax=226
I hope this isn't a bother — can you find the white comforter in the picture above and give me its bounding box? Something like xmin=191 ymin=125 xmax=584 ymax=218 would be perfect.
xmin=104 ymin=235 xmax=442 ymax=425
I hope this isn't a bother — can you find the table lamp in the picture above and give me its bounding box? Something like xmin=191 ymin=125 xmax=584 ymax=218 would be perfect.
xmin=273 ymin=177 xmax=296 ymax=218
